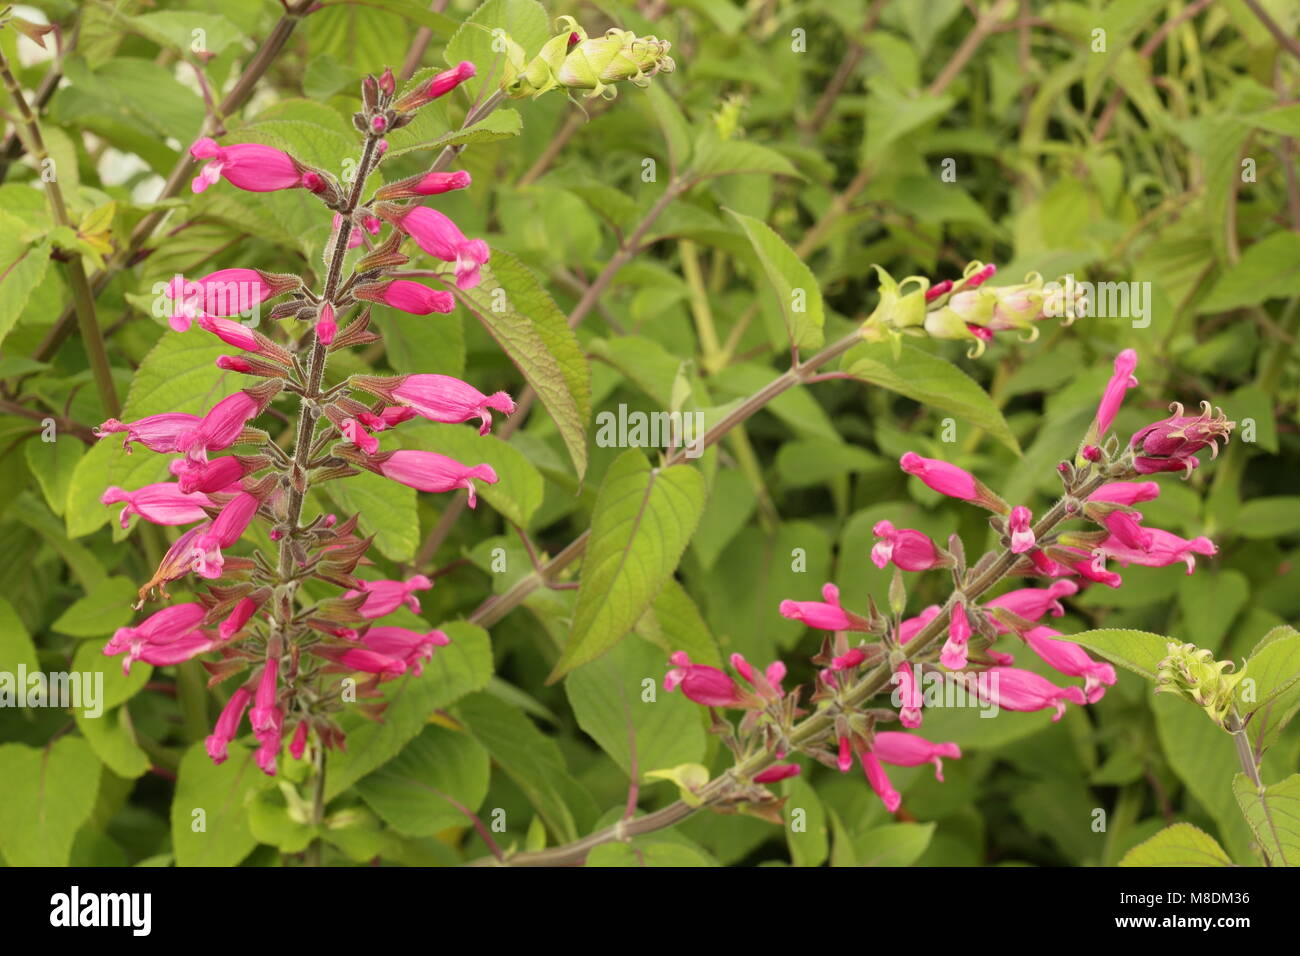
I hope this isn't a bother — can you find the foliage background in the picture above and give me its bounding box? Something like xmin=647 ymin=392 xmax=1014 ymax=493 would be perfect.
xmin=0 ymin=0 xmax=1298 ymax=867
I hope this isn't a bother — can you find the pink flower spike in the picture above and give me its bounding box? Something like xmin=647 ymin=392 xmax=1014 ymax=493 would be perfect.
xmin=1101 ymin=528 xmax=1216 ymax=574
xmin=177 ymin=385 xmax=279 ymax=463
xmin=105 ymin=603 xmax=208 ymax=657
xmin=312 ymin=645 xmax=407 ymax=675
xmin=374 ymin=449 xmax=498 ymax=507
xmin=894 ymin=661 xmax=923 ymax=728
xmin=860 ymin=752 xmax=902 ymax=813
xmin=126 ymin=632 xmax=215 ymax=673
xmin=871 ymin=520 xmax=949 ymax=571
xmin=355 ymin=279 xmax=455 ymax=316
xmin=1093 ymin=349 xmax=1139 ymax=437
xmin=730 ymin=652 xmax=784 ymax=701
xmin=394 ymin=61 xmax=476 ymax=110
xmin=196 ymin=314 xmax=257 ymax=350
xmin=100 ymin=482 xmax=212 ymax=529
xmin=412 ymin=170 xmax=472 ymax=195
xmin=1089 ymin=481 xmax=1160 ymax=505
xmin=205 ymin=686 xmax=251 ymax=764
xmin=984 ymin=580 xmax=1078 ymax=632
xmin=873 ymin=731 xmax=962 ymax=782
xmin=385 ymin=207 xmax=490 ymax=289
xmin=754 ymin=763 xmax=801 ymax=784
xmin=778 ymin=582 xmax=865 ymax=631
xmin=167 ymin=268 xmax=297 ymax=330
xmin=1008 ymin=506 xmax=1035 ymax=553
xmin=1129 ymin=401 xmax=1235 ymax=476
xmin=189 ymin=138 xmax=311 ymax=195
xmin=1020 ymin=627 xmax=1117 ymax=704
xmin=979 ymin=667 xmax=1088 ymax=721
xmin=663 ymin=651 xmax=744 ymax=708
xmin=924 ymin=279 xmax=953 ymax=301
xmin=94 ymin=413 xmax=203 ymax=454
xmin=962 ymin=263 xmax=997 ymax=289
xmin=940 ymin=603 xmax=971 ymax=670
xmin=342 ymin=575 xmax=434 ymax=619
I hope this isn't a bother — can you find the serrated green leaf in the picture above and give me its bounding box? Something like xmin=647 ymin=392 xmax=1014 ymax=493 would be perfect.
xmin=1070 ymin=628 xmax=1171 ymax=681
xmin=727 ymin=208 xmax=824 ymax=350
xmin=0 ymin=737 xmax=101 ymax=866
xmin=170 ymin=742 xmax=274 ymax=867
xmin=1118 ymin=823 xmax=1234 ymax=866
xmin=356 ymin=724 xmax=490 ymax=836
xmin=1232 ymin=772 xmax=1300 ymax=867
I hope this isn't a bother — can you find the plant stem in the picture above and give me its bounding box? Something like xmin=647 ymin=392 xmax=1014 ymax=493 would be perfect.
xmin=0 ymin=48 xmax=120 ymax=416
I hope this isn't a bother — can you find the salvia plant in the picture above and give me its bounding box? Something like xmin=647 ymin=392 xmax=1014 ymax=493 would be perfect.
xmin=0 ymin=0 xmax=1298 ymax=877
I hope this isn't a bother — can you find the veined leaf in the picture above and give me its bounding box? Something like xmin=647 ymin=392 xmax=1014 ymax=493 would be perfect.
xmin=1070 ymin=628 xmax=1171 ymax=681
xmin=727 ymin=208 xmax=824 ymax=351
xmin=1118 ymin=823 xmax=1234 ymax=867
xmin=1232 ymin=773 xmax=1300 ymax=867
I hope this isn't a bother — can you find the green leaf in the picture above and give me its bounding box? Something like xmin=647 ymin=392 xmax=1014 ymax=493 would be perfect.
xmin=688 ymin=135 xmax=800 ymax=181
xmin=642 ymin=83 xmax=692 ymax=173
xmin=1235 ymin=497 xmax=1300 ymax=539
xmin=784 ymin=776 xmax=828 ymax=867
xmin=64 ymin=440 xmax=116 ymax=538
xmin=324 ymin=468 xmax=419 ymax=562
xmin=386 ymin=108 xmax=522 ymax=158
xmin=443 ymin=0 xmax=552 ymax=99
xmin=71 ymin=638 xmax=151 ymax=711
xmin=1118 ymin=823 xmax=1234 ymax=867
xmin=1242 ymin=626 xmax=1300 ymax=748
xmin=25 ymin=436 xmax=83 ymax=518
xmin=456 ymin=691 xmax=599 ymax=843
xmin=356 ymin=724 xmax=490 ymax=837
xmin=856 ymin=822 xmax=936 ymax=867
xmin=326 ymin=621 xmax=493 ymax=798
xmin=52 ymin=575 xmax=137 ymax=638
xmin=862 ymin=86 xmax=953 ymax=166
xmin=1232 ymin=772 xmax=1300 ymax=867
xmin=634 ymin=577 xmax=723 ymax=668
xmin=0 ymin=738 xmax=101 ymax=866
xmin=586 ymin=840 xmax=719 ymax=866
xmin=400 ymin=421 xmax=543 ymax=529
xmin=1199 ymin=232 xmax=1300 ymax=313
xmin=564 ymin=637 xmax=706 ymax=779
xmin=170 ymin=742 xmax=274 ymax=867
xmin=0 ymin=216 xmax=50 ymax=348
xmin=455 ymin=250 xmax=591 ymax=479
xmin=126 ymin=11 xmax=246 ymax=57
xmin=318 ymin=0 xmax=458 ymax=35
xmin=1068 ymin=628 xmax=1171 ymax=681
xmin=0 ymin=596 xmax=38 ymax=676
xmin=248 ymin=788 xmax=316 ymax=853
xmin=1178 ymin=570 xmax=1248 ymax=649
xmin=726 ymin=208 xmax=824 ymax=350
xmin=551 ymin=450 xmax=706 ymax=680
xmin=76 ymin=705 xmax=150 ymax=779
xmin=841 ymin=342 xmax=1021 ymax=454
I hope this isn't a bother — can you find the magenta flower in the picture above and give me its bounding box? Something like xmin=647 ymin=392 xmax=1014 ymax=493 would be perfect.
xmin=873 ymin=731 xmax=962 ymax=782
xmin=190 ymin=138 xmax=317 ymax=195
xmin=289 ymin=721 xmax=310 ymax=761
xmin=1020 ymin=627 xmax=1116 ymax=703
xmin=870 ymin=520 xmax=950 ymax=571
xmin=779 ymin=582 xmax=866 ymax=631
xmin=359 ymin=626 xmax=450 ymax=677
xmin=984 ymin=580 xmax=1078 ymax=632
xmin=101 ymin=482 xmax=212 ymax=529
xmin=899 ymin=452 xmax=1007 ymax=513
xmin=1129 ymin=401 xmax=1235 ymax=476
xmin=940 ymin=601 xmax=972 ymax=670
xmin=1089 ymin=481 xmax=1160 ymax=505
xmin=664 ymin=651 xmax=745 ymax=707
xmin=317 ymin=303 xmax=337 ymax=345
xmin=175 ymin=384 xmax=279 ymax=463
xmin=170 ymin=456 xmax=253 ymax=495
xmin=249 ymin=659 xmax=281 ymax=734
xmin=382 ymin=206 xmax=490 ymax=290
xmin=979 ymin=667 xmax=1088 ymax=721
xmin=832 ymin=647 xmax=867 ymax=670
xmin=219 ymin=596 xmax=261 ymax=641
xmin=1097 ymin=509 xmax=1153 ymax=551
xmin=95 ymin=412 xmax=202 ymax=454
xmin=1100 ymin=528 xmax=1216 ymax=574
xmin=342 ymin=575 xmax=434 ymax=619
xmin=355 ymin=373 xmax=516 ymax=435
xmin=894 ymin=661 xmax=923 ymax=728
xmin=333 ymin=213 xmax=382 ymax=250
xmin=1007 ymin=505 xmax=1035 ymax=553
xmin=898 ymin=604 xmax=941 ymax=644
xmin=730 ymin=652 xmax=786 ymax=702
xmin=376 ymin=169 xmax=472 ymax=200
xmin=860 ymin=751 xmax=902 ymax=813
xmin=1092 ymin=348 xmax=1138 ymax=437
xmin=371 ymin=449 xmax=499 ymax=507
xmin=205 ymin=686 xmax=252 ymax=764
xmin=312 ymin=644 xmax=408 ymax=675
xmin=355 ymin=279 xmax=455 ymax=316
xmin=167 ymin=269 xmax=297 ymax=332
xmin=393 ymin=61 xmax=476 ymax=111
xmin=190 ymin=492 xmax=261 ymax=578
xmin=104 ymin=602 xmax=213 ymax=675
xmin=754 ymin=764 xmax=801 ymax=784
xmin=357 ymin=406 xmax=417 ymax=432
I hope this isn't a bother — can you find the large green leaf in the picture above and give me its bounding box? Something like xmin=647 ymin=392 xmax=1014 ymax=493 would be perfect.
xmin=841 ymin=342 xmax=1021 ymax=454
xmin=727 ymin=209 xmax=824 ymax=351
xmin=0 ymin=737 xmax=101 ymax=866
xmin=1118 ymin=823 xmax=1234 ymax=867
xmin=455 ymin=250 xmax=591 ymax=479
xmin=551 ymin=450 xmax=706 ymax=680
xmin=1232 ymin=773 xmax=1300 ymax=867
xmin=0 ymin=215 xmax=50 ymax=348
xmin=443 ymin=0 xmax=551 ymax=99
xmin=323 ymin=468 xmax=419 ymax=562
xmin=170 ymin=742 xmax=273 ymax=867
xmin=1069 ymin=628 xmax=1170 ymax=681
xmin=356 ymin=724 xmax=491 ymax=837
xmin=564 ymin=636 xmax=706 ymax=779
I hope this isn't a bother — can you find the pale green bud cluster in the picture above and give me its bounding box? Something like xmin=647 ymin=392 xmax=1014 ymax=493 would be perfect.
xmin=1155 ymin=641 xmax=1248 ymax=727
xmin=501 ymin=16 xmax=676 ymax=100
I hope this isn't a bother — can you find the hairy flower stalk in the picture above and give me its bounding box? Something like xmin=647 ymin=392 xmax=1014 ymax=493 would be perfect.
xmin=93 ymin=66 xmax=511 ymax=851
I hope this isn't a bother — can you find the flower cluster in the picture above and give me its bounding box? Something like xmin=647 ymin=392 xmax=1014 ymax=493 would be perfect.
xmin=666 ymin=349 xmax=1234 ymax=815
xmin=93 ymin=65 xmax=513 ymax=776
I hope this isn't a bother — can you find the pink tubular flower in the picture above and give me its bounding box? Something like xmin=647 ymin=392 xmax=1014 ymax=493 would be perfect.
xmin=837 ymin=736 xmax=853 ymax=772
xmin=206 ymin=687 xmax=252 ymax=764
xmin=978 ymin=667 xmax=1088 ymax=721
xmin=333 ymin=213 xmax=382 ymax=249
xmin=894 ymin=661 xmax=923 ymax=728
xmin=312 ymin=644 xmax=408 ymax=675
xmin=382 ymin=206 xmax=490 ymax=289
xmin=255 ymin=710 xmax=284 ymax=776
xmin=190 ymin=492 xmax=260 ymax=578
xmin=870 ymin=520 xmax=949 ymax=571
xmin=1089 ymin=481 xmax=1160 ymax=505
xmin=860 ymin=751 xmax=901 ymax=813
xmin=1093 ymin=348 xmax=1138 ymax=437
xmin=779 ymin=582 xmax=866 ymax=631
xmin=832 ymin=647 xmax=867 ymax=671
xmin=1008 ymin=505 xmax=1035 ymax=553
xmin=190 ymin=138 xmax=316 ymax=195
xmin=898 ymin=605 xmax=942 ymax=644
xmin=360 ymin=627 xmax=450 ymax=677
xmin=984 ymin=580 xmax=1078 ymax=632
xmin=393 ymin=61 xmax=476 ymax=111
xmin=730 ymin=652 xmax=786 ymax=702
xmin=317 ymin=303 xmax=337 ymax=345
xmin=899 ymin=452 xmax=1007 ymax=513
xmin=1129 ymin=401 xmax=1235 ymax=476
xmin=197 ymin=314 xmax=257 ymax=352
xmin=219 ymin=596 xmax=261 ymax=641
xmin=355 ymin=373 xmax=516 ymax=435
xmin=95 ymin=413 xmax=202 ymax=454
xmin=343 ymin=575 xmax=434 ymax=619
xmin=170 ymin=456 xmax=253 ymax=495
xmin=664 ymin=651 xmax=745 ymax=707
xmin=873 ymin=732 xmax=962 ymax=782
xmin=1101 ymin=528 xmax=1216 ymax=574
xmin=376 ymin=170 xmax=472 ymax=200
xmin=1020 ymin=627 xmax=1116 ymax=704
xmin=354 ymin=279 xmax=455 ymax=316
xmin=100 ymin=483 xmax=212 ymax=529
xmin=166 ymin=269 xmax=298 ymax=332
xmin=177 ymin=385 xmax=279 ymax=463
xmin=940 ymin=602 xmax=972 ymax=670
xmin=1098 ymin=509 xmax=1153 ymax=551
xmin=357 ymin=406 xmax=417 ymax=432
xmin=754 ymin=764 xmax=801 ymax=784
xmin=105 ymin=603 xmax=207 ymax=657
xmin=249 ymin=659 xmax=280 ymax=734
xmin=289 ymin=721 xmax=310 ymax=761
xmin=372 ymin=449 xmax=498 ymax=507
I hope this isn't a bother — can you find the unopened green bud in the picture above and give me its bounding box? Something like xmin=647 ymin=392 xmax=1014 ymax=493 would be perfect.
xmin=1155 ymin=640 xmax=1248 ymax=727
xmin=555 ymin=27 xmax=676 ymax=99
